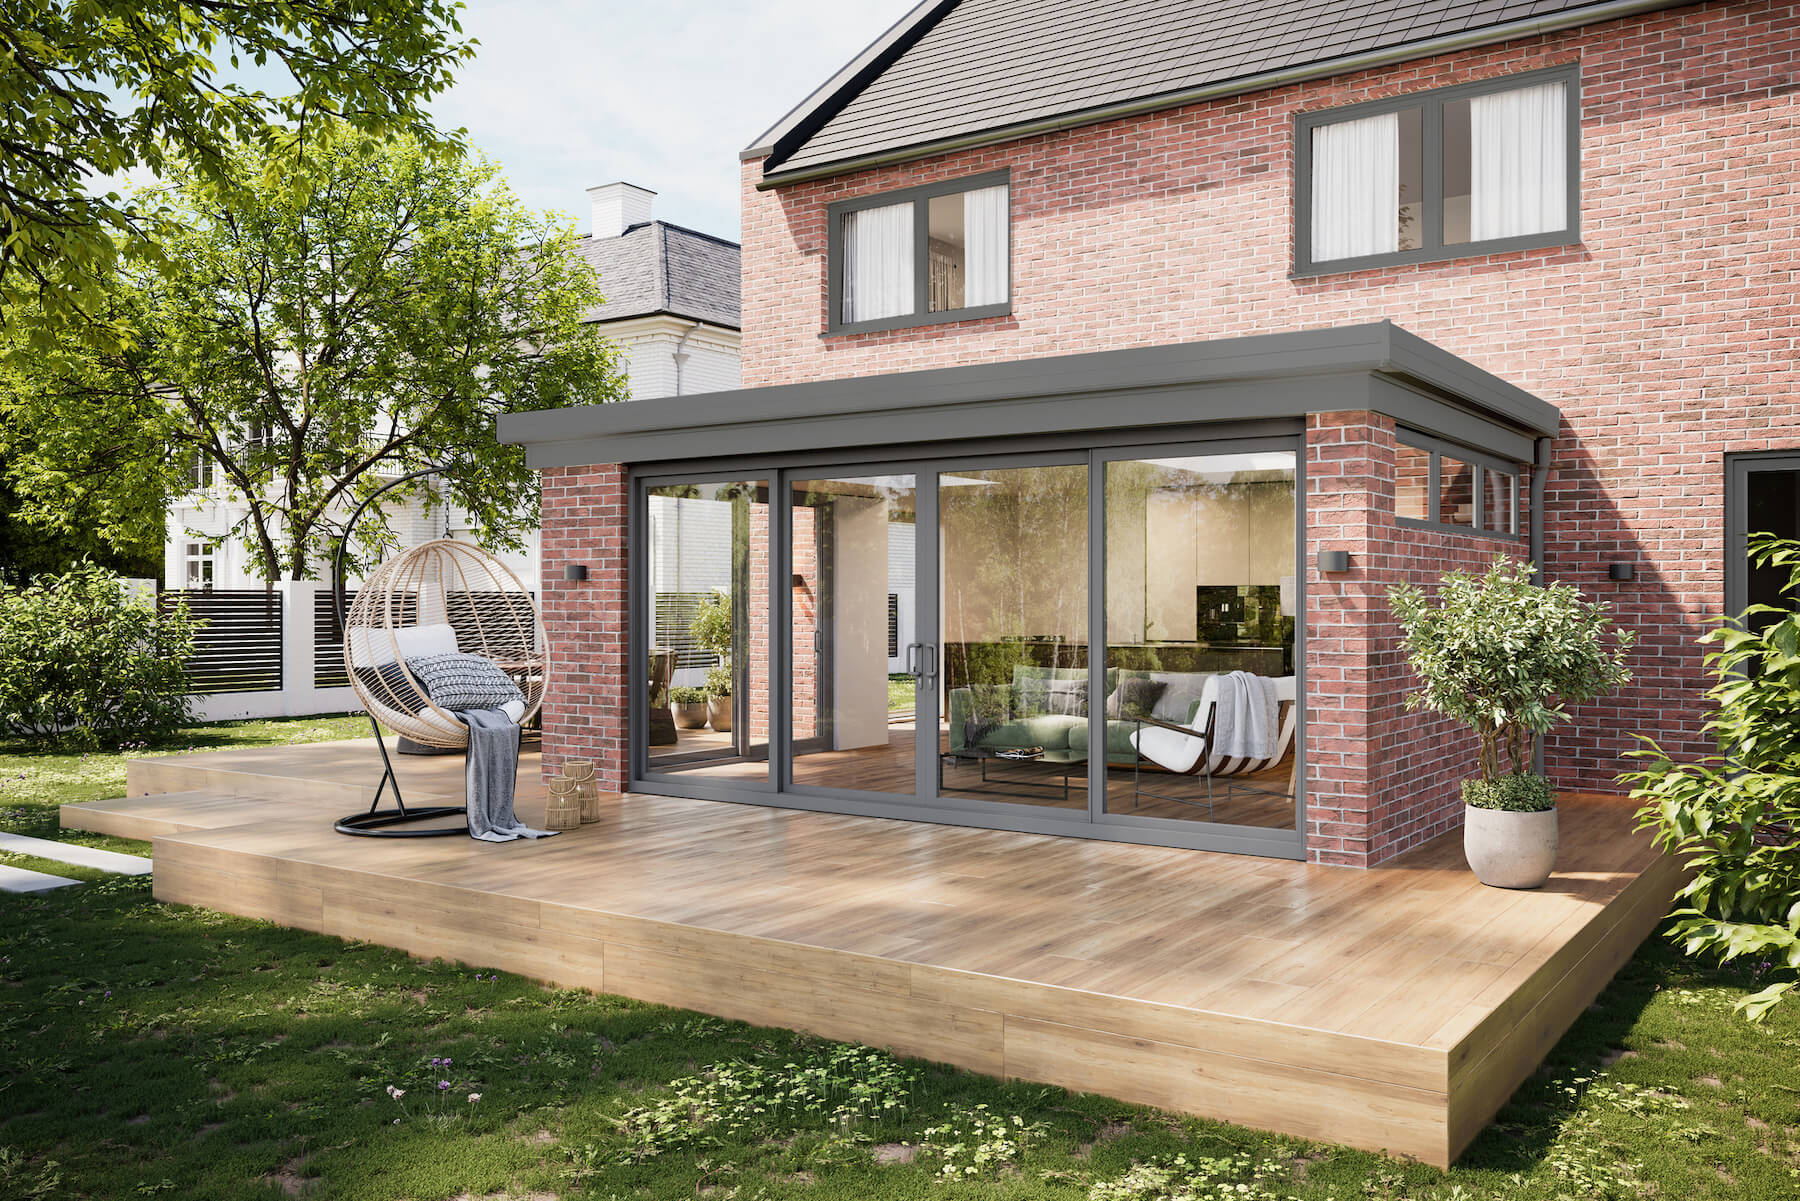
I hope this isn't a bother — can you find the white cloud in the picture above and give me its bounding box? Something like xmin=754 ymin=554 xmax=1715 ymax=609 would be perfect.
xmin=434 ymin=0 xmax=915 ymax=240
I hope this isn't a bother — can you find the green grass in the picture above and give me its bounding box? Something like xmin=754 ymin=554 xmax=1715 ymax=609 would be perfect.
xmin=889 ymin=673 xmax=915 ymax=712
xmin=2 ymin=721 xmax=1798 ymax=1198
xmin=1 ymin=882 xmax=1797 ymax=1200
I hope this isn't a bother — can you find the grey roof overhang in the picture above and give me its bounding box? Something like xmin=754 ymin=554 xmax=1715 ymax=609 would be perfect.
xmin=497 ymin=322 xmax=1559 ymax=468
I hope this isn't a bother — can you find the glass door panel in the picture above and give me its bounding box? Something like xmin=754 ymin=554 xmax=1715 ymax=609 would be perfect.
xmin=641 ymin=478 xmax=770 ymax=784
xmin=1101 ymin=452 xmax=1298 ymax=828
xmin=938 ymin=462 xmax=1090 ymax=811
xmin=788 ymin=474 xmax=921 ymax=794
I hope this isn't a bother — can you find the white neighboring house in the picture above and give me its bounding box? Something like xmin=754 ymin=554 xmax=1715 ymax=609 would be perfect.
xmin=163 ymin=181 xmax=743 ymax=594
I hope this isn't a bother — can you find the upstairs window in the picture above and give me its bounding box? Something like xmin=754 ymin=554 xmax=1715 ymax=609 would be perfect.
xmin=1296 ymin=69 xmax=1577 ymax=274
xmin=829 ymin=172 xmax=1010 ymax=333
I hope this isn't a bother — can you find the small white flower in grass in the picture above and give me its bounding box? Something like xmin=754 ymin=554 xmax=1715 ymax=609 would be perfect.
xmin=467 ymin=1092 xmax=482 ymax=1103
xmin=386 ymin=1085 xmax=405 ymax=1100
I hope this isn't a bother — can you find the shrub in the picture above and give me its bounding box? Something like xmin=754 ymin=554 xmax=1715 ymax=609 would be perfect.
xmin=703 ymin=666 xmax=732 ymax=698
xmin=1390 ymin=556 xmax=1633 ymax=811
xmin=690 ymin=589 xmax=733 ymax=698
xmin=1463 ymin=773 xmax=1556 ymax=812
xmin=1624 ymin=533 xmax=1800 ymax=1021
xmin=0 ymin=565 xmax=198 ymax=747
xmin=667 ymin=686 xmax=707 ymax=705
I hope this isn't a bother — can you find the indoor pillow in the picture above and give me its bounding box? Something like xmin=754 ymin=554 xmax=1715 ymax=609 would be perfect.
xmin=1106 ymin=676 xmax=1168 ymax=720
xmin=407 ymin=652 xmax=524 ymax=712
xmin=1045 ymin=678 xmax=1088 ymax=717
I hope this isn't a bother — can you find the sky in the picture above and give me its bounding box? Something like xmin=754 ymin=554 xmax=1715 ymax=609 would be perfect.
xmin=429 ymin=1 xmax=916 ymax=241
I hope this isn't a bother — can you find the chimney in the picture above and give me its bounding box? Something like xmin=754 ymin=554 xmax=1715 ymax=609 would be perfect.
xmin=587 ymin=182 xmax=655 ymax=239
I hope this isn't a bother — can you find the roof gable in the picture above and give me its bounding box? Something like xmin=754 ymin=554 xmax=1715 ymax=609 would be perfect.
xmin=749 ymin=0 xmax=1686 ymax=182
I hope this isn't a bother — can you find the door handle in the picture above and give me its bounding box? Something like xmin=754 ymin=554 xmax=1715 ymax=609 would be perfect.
xmin=906 ymin=642 xmax=923 ymax=680
xmin=921 ymin=643 xmax=937 ymax=687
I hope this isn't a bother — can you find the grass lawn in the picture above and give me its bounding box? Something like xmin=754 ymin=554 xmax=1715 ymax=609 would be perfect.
xmin=3 ymin=724 xmax=1798 ymax=1199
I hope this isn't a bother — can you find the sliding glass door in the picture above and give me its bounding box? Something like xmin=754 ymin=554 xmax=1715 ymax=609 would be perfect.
xmin=633 ymin=436 xmax=1305 ymax=856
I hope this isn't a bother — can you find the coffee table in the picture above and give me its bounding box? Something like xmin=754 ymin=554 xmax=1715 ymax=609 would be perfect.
xmin=941 ymin=747 xmax=1088 ymax=804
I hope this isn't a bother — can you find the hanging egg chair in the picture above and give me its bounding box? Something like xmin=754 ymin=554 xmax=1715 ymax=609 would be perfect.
xmin=332 ymin=467 xmax=549 ymax=837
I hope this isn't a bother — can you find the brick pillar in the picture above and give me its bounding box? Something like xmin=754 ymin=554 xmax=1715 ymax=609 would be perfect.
xmin=538 ymin=464 xmax=630 ymax=789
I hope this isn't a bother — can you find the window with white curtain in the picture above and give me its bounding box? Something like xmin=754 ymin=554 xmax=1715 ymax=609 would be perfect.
xmin=1299 ymin=71 xmax=1575 ymax=272
xmin=831 ymin=174 xmax=1010 ymax=331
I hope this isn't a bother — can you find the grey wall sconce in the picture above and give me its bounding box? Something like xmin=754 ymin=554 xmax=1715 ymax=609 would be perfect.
xmin=1318 ymin=550 xmax=1352 ymax=573
xmin=563 ymin=564 xmax=588 ymax=581
xmin=1608 ymin=562 xmax=1635 ymax=581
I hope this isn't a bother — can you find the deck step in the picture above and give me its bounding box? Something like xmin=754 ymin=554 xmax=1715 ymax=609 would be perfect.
xmin=0 ymin=864 xmax=81 ymax=893
xmin=0 ymin=832 xmax=152 ymax=876
xmin=60 ymin=791 xmax=272 ymax=841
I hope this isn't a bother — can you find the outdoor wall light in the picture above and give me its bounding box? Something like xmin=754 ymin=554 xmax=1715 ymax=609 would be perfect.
xmin=563 ymin=564 xmax=588 ymax=581
xmin=1608 ymin=562 xmax=1636 ymax=581
xmin=1318 ymin=550 xmax=1352 ymax=573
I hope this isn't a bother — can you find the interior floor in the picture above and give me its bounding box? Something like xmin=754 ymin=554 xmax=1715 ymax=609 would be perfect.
xmin=649 ymin=724 xmax=1296 ymax=829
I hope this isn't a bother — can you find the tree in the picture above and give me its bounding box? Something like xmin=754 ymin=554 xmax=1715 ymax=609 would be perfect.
xmin=1389 ymin=556 xmax=1634 ymax=807
xmin=0 ymin=0 xmax=471 ymax=339
xmin=1626 ymin=533 xmax=1800 ymax=1021
xmin=0 ymin=124 xmax=627 ymax=580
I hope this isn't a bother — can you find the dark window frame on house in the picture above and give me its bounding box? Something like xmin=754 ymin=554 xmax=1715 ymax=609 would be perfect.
xmin=825 ymin=170 xmax=1012 ymax=336
xmin=1393 ymin=429 xmax=1528 ymax=541
xmin=1293 ymin=65 xmax=1582 ymax=277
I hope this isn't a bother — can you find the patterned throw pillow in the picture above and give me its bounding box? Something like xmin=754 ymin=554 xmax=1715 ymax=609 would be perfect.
xmin=1045 ymin=678 xmax=1088 ymax=716
xmin=406 ymin=652 xmax=524 ymax=712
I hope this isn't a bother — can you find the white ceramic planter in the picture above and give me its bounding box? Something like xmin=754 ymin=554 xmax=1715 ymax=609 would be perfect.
xmin=672 ymin=702 xmax=709 ymax=730
xmin=1464 ymin=804 xmax=1558 ymax=889
xmin=708 ymin=695 xmax=733 ymax=732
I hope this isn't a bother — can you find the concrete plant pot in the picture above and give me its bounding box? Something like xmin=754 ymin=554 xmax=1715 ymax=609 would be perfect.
xmin=672 ymin=701 xmax=709 ymax=730
xmin=708 ymin=695 xmax=733 ymax=732
xmin=1464 ymin=804 xmax=1558 ymax=889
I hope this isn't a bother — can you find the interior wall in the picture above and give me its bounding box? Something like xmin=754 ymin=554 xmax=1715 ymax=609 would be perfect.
xmin=829 ymin=495 xmax=892 ymax=750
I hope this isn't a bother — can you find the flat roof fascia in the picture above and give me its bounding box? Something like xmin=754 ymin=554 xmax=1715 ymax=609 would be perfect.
xmin=499 ymin=323 xmax=1557 ymax=467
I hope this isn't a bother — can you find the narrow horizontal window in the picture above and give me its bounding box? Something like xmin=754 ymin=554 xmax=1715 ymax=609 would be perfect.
xmin=1297 ymin=69 xmax=1577 ymax=274
xmin=830 ymin=174 xmax=1010 ymax=333
xmin=1394 ymin=433 xmax=1526 ymax=539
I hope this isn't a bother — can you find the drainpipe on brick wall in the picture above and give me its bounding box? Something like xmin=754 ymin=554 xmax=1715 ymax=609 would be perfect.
xmin=671 ymin=322 xmax=699 ymax=396
xmin=1530 ymin=434 xmax=1552 ymax=776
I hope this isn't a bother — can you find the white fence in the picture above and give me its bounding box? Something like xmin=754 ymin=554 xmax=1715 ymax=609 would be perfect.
xmin=175 ymin=581 xmax=361 ymax=722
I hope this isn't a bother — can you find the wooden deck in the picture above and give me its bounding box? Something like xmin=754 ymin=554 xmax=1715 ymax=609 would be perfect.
xmin=64 ymin=739 xmax=1680 ymax=1168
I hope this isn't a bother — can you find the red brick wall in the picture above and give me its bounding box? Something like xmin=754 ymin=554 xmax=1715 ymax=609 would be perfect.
xmin=538 ymin=464 xmax=630 ymax=789
xmin=740 ymin=0 xmax=1800 ymax=807
xmin=1306 ymin=413 xmax=1524 ymax=866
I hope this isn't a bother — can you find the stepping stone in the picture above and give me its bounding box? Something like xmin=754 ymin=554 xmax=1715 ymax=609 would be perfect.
xmin=0 ymin=864 xmax=80 ymax=894
xmin=0 ymin=832 xmax=152 ymax=876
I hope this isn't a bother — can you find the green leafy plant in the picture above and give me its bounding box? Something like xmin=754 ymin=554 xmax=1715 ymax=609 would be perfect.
xmin=920 ymin=1103 xmax=1045 ymax=1180
xmin=1625 ymin=533 xmax=1800 ymax=1020
xmin=1390 ymin=557 xmax=1633 ymax=810
xmin=0 ymin=565 xmax=198 ymax=747
xmin=668 ymin=686 xmax=708 ymax=705
xmin=690 ymin=589 xmax=736 ymax=697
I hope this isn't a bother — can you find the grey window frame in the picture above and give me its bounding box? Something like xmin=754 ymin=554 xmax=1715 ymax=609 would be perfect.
xmin=1393 ymin=428 xmax=1528 ymax=542
xmin=627 ymin=423 xmax=1306 ymax=860
xmin=1293 ymin=65 xmax=1581 ymax=277
xmin=825 ymin=169 xmax=1012 ymax=336
xmin=1726 ymin=452 xmax=1800 ymax=620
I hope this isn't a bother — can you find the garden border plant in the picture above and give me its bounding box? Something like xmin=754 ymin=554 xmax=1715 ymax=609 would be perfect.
xmin=1626 ymin=532 xmax=1800 ymax=1020
xmin=1390 ymin=556 xmax=1634 ymax=887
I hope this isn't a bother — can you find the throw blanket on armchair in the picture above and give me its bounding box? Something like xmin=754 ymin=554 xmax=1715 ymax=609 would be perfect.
xmin=1210 ymin=671 xmax=1278 ymax=762
xmin=461 ymin=708 xmax=557 ymax=843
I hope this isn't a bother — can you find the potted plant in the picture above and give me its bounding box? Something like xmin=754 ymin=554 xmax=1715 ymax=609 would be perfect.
xmin=689 ymin=589 xmax=734 ymax=732
xmin=668 ymin=685 xmax=709 ymax=730
xmin=704 ymin=666 xmax=732 ymax=732
xmin=1390 ymin=557 xmax=1633 ymax=889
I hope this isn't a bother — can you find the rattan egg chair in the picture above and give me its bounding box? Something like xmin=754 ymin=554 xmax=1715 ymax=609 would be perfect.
xmin=332 ymin=467 xmax=548 ymax=837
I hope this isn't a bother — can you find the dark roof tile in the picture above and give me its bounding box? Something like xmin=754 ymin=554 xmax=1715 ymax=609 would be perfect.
xmin=572 ymin=222 xmax=741 ymax=330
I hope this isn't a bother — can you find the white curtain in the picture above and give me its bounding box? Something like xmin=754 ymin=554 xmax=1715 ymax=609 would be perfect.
xmin=1310 ymin=111 xmax=1398 ymax=262
xmin=962 ymin=184 xmax=1009 ymax=307
xmin=842 ymin=201 xmax=914 ymax=323
xmin=1470 ymin=81 xmax=1567 ymax=241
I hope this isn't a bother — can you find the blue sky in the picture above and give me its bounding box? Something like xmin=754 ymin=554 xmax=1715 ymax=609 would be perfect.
xmin=429 ymin=1 xmax=914 ymax=241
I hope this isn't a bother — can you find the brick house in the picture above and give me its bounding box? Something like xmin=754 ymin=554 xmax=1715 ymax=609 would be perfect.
xmin=500 ymin=0 xmax=1800 ymax=868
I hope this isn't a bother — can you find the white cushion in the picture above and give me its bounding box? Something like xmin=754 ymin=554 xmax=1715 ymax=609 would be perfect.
xmin=348 ymin=622 xmax=459 ymax=667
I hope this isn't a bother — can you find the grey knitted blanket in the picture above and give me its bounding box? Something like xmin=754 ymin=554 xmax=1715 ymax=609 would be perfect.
xmin=460 ymin=708 xmax=557 ymax=842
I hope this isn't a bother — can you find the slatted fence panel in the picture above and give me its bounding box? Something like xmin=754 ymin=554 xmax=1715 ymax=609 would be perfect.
xmin=162 ymin=590 xmax=284 ymax=694
xmin=654 ymin=591 xmax=720 ymax=671
xmin=314 ymin=591 xmax=417 ymax=689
